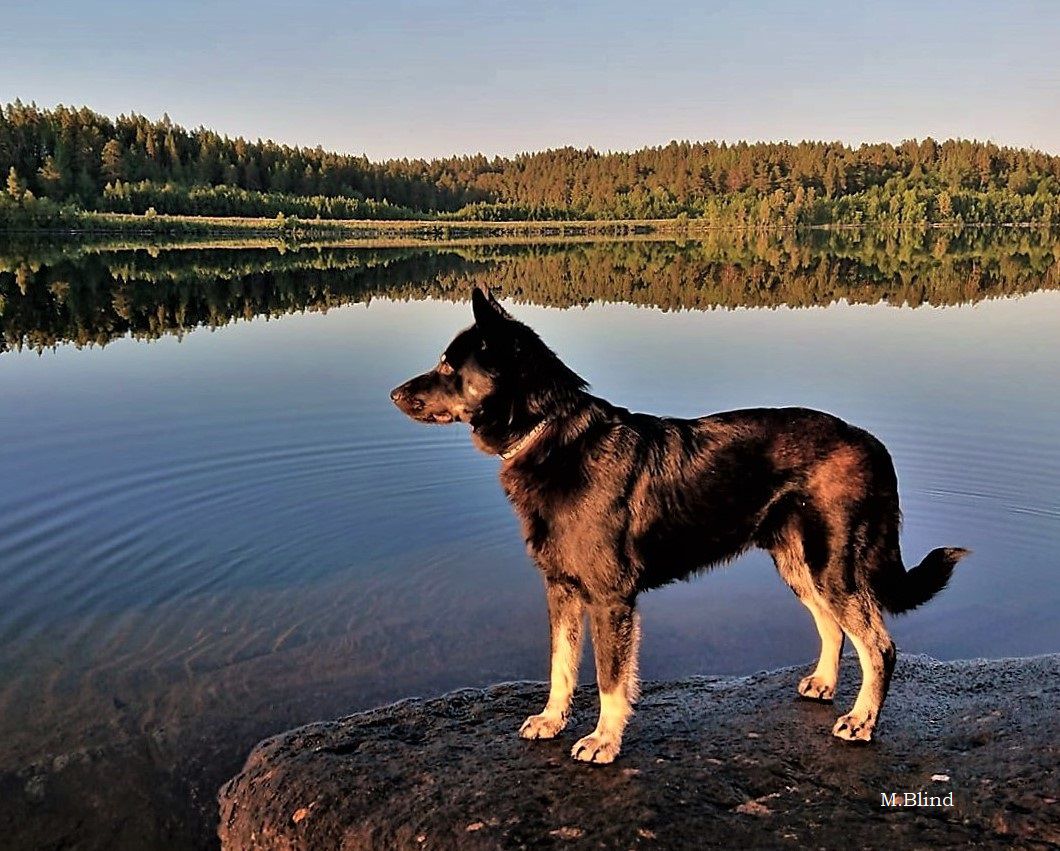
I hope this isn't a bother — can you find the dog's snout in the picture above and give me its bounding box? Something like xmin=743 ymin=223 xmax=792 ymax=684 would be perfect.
xmin=391 ymin=383 xmax=425 ymax=412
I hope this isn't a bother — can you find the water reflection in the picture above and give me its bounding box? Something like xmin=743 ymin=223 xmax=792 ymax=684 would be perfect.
xmin=2 ymin=227 xmax=1058 ymax=353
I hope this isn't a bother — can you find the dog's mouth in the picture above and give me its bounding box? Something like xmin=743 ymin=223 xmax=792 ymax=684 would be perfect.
xmin=393 ymin=394 xmax=458 ymax=424
xmin=410 ymin=410 xmax=456 ymax=424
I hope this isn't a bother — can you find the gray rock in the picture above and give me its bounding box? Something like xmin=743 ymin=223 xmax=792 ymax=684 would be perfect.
xmin=218 ymin=654 xmax=1060 ymax=849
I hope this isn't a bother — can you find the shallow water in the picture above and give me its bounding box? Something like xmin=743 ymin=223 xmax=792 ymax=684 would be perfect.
xmin=1 ymin=230 xmax=1058 ymax=847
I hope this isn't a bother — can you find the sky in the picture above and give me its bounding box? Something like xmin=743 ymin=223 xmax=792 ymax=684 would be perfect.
xmin=1 ymin=0 xmax=1058 ymax=161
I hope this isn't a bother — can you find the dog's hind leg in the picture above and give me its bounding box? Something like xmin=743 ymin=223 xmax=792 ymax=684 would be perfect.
xmin=797 ymin=598 xmax=845 ymax=702
xmin=520 ymin=581 xmax=584 ymax=740
xmin=831 ymin=600 xmax=896 ymax=743
xmin=766 ymin=518 xmax=844 ymax=703
xmin=571 ymin=602 xmax=638 ymax=764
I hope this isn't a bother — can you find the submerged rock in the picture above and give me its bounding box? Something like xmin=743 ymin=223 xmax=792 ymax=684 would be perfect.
xmin=218 ymin=654 xmax=1059 ymax=849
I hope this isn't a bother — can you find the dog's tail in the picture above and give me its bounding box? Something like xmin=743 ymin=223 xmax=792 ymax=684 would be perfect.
xmin=882 ymin=547 xmax=970 ymax=614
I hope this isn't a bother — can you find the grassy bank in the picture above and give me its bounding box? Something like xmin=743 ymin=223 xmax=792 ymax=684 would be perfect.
xmin=0 ymin=209 xmax=738 ymax=240
xmin=3 ymin=209 xmax=1058 ymax=243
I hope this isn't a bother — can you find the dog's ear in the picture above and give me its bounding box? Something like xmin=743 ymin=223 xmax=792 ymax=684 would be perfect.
xmin=485 ymin=288 xmax=510 ymax=316
xmin=472 ymin=287 xmax=511 ymax=338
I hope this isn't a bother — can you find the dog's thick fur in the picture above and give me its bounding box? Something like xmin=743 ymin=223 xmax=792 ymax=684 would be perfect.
xmin=391 ymin=288 xmax=967 ymax=762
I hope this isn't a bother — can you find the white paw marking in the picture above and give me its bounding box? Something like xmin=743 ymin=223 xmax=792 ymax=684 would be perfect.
xmin=798 ymin=674 xmax=836 ymax=702
xmin=519 ymin=712 xmax=566 ymax=740
xmin=570 ymin=732 xmax=621 ymax=763
xmin=832 ymin=709 xmax=876 ymax=742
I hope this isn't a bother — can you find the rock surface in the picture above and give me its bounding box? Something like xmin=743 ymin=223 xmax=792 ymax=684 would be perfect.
xmin=218 ymin=654 xmax=1059 ymax=849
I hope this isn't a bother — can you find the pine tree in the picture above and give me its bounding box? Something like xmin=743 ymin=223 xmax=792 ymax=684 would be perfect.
xmin=37 ymin=156 xmax=63 ymax=197
xmin=6 ymin=166 xmax=26 ymax=203
xmin=101 ymin=139 xmax=126 ymax=183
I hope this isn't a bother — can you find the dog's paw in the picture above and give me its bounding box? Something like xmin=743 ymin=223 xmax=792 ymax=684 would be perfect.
xmin=570 ymin=732 xmax=621 ymax=764
xmin=798 ymin=674 xmax=836 ymax=702
xmin=832 ymin=709 xmax=876 ymax=742
xmin=519 ymin=712 xmax=566 ymax=740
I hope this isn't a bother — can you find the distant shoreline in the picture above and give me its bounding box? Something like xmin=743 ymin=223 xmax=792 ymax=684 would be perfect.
xmin=2 ymin=212 xmax=1057 ymax=241
xmin=6 ymin=106 xmax=1060 ymax=239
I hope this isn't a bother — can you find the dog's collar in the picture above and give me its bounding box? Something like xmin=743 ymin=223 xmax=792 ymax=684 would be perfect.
xmin=499 ymin=418 xmax=552 ymax=461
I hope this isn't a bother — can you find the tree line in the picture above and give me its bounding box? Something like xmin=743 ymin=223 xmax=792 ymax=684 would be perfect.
xmin=3 ymin=101 xmax=1060 ymax=228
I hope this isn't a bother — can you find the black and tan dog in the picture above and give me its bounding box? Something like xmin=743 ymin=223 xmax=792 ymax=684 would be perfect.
xmin=391 ymin=288 xmax=967 ymax=763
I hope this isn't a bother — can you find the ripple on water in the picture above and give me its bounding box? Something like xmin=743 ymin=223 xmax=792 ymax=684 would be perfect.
xmin=0 ymin=430 xmax=510 ymax=651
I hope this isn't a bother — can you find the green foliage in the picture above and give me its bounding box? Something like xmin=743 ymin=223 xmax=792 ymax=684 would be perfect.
xmin=2 ymin=101 xmax=1060 ymax=226
xmin=0 ymin=100 xmax=475 ymax=215
xmin=97 ymin=180 xmax=416 ymax=220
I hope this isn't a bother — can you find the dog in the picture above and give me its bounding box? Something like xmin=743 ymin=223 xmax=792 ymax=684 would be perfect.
xmin=391 ymin=287 xmax=967 ymax=763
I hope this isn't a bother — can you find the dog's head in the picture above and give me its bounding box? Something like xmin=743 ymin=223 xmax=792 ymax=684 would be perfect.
xmin=390 ymin=288 xmax=587 ymax=454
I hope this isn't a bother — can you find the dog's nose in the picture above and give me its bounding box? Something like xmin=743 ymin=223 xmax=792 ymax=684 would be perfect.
xmin=390 ymin=387 xmax=402 ymax=402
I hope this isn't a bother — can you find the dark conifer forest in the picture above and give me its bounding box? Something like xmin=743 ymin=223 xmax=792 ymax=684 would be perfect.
xmin=2 ymin=101 xmax=1060 ymax=227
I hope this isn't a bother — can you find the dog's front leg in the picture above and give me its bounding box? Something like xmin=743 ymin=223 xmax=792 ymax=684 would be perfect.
xmin=571 ymin=602 xmax=639 ymax=764
xmin=520 ymin=581 xmax=584 ymax=740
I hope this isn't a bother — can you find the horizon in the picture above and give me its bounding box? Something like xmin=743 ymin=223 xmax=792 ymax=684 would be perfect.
xmin=2 ymin=1 xmax=1058 ymax=160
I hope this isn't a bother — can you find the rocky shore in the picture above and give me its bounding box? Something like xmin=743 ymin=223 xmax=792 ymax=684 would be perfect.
xmin=218 ymin=654 xmax=1059 ymax=849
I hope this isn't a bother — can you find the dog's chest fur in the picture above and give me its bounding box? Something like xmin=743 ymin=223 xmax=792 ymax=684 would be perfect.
xmin=499 ymin=424 xmax=641 ymax=599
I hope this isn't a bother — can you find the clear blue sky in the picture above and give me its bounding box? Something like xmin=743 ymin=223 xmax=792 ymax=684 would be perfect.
xmin=2 ymin=0 xmax=1057 ymax=160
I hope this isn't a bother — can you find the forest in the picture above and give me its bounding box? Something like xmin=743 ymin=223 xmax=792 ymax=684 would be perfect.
xmin=2 ymin=101 xmax=1060 ymax=229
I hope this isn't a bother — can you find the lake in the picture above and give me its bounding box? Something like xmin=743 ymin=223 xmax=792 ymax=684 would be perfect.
xmin=1 ymin=228 xmax=1059 ymax=849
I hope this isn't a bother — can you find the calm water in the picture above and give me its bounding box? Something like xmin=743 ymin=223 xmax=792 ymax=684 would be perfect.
xmin=1 ymin=230 xmax=1059 ymax=848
